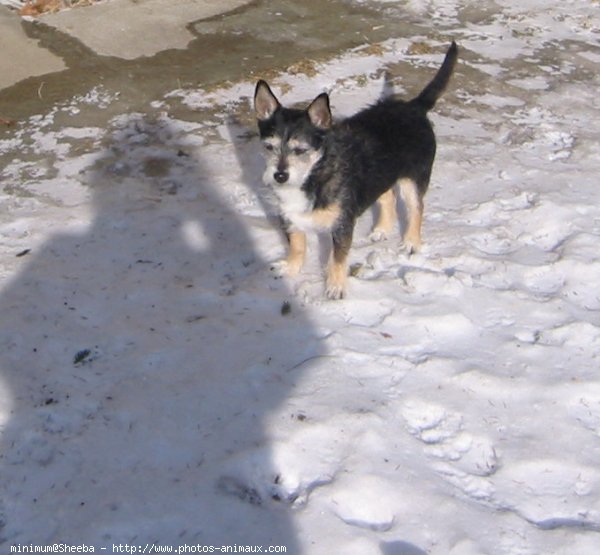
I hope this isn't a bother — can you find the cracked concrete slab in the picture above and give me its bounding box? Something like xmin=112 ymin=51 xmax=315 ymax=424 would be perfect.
xmin=41 ymin=0 xmax=252 ymax=59
xmin=0 ymin=7 xmax=66 ymax=90
xmin=0 ymin=0 xmax=252 ymax=92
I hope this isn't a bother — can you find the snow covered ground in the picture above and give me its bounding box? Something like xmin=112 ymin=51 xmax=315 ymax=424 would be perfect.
xmin=1 ymin=1 xmax=599 ymax=553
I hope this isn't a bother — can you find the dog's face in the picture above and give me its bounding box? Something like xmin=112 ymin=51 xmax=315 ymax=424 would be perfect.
xmin=254 ymin=80 xmax=331 ymax=190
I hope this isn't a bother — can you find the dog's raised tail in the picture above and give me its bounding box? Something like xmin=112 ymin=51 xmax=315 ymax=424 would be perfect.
xmin=414 ymin=41 xmax=458 ymax=111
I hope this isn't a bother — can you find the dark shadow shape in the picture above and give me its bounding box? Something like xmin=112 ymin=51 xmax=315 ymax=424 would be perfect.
xmin=381 ymin=540 xmax=429 ymax=555
xmin=0 ymin=113 xmax=323 ymax=551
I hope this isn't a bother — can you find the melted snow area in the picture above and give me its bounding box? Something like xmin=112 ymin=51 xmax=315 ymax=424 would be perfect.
xmin=1 ymin=1 xmax=600 ymax=554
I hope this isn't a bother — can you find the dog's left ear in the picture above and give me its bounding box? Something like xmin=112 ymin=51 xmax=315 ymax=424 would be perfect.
xmin=254 ymin=80 xmax=280 ymax=121
xmin=307 ymin=93 xmax=332 ymax=130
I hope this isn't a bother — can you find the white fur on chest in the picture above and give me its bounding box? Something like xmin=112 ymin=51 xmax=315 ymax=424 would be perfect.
xmin=275 ymin=187 xmax=312 ymax=224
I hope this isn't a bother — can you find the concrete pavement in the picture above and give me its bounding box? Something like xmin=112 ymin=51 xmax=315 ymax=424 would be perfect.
xmin=0 ymin=0 xmax=251 ymax=91
xmin=0 ymin=7 xmax=66 ymax=91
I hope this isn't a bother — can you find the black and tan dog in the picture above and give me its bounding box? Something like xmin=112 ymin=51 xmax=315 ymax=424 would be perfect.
xmin=254 ymin=42 xmax=458 ymax=299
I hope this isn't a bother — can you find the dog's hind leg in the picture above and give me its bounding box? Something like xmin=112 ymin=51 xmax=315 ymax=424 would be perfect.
xmin=326 ymin=225 xmax=353 ymax=300
xmin=399 ymin=178 xmax=424 ymax=254
xmin=370 ymin=188 xmax=397 ymax=242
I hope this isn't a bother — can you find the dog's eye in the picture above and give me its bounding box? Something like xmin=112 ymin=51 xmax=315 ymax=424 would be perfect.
xmin=263 ymin=143 xmax=275 ymax=152
xmin=291 ymin=147 xmax=308 ymax=156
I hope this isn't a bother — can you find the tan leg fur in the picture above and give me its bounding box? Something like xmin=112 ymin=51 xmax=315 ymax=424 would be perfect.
xmin=370 ymin=188 xmax=398 ymax=241
xmin=285 ymin=231 xmax=306 ymax=276
xmin=399 ymin=178 xmax=423 ymax=253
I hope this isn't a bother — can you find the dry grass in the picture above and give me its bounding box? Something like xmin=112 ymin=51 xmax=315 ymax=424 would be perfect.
xmin=286 ymin=59 xmax=319 ymax=78
xmin=19 ymin=0 xmax=101 ymax=16
xmin=356 ymin=43 xmax=389 ymax=57
xmin=407 ymin=41 xmax=435 ymax=55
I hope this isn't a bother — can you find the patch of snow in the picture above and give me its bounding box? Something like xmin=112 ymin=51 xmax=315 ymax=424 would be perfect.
xmin=1 ymin=1 xmax=600 ymax=553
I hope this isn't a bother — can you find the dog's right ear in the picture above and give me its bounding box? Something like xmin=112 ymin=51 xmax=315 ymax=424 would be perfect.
xmin=307 ymin=93 xmax=332 ymax=130
xmin=254 ymin=80 xmax=281 ymax=121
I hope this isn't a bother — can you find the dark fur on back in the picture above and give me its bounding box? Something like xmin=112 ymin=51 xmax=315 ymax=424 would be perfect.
xmin=304 ymin=41 xmax=458 ymax=216
xmin=305 ymin=99 xmax=437 ymax=213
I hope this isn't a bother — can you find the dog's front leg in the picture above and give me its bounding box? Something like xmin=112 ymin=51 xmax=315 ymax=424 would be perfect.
xmin=326 ymin=224 xmax=353 ymax=300
xmin=285 ymin=230 xmax=306 ymax=276
xmin=272 ymin=228 xmax=306 ymax=277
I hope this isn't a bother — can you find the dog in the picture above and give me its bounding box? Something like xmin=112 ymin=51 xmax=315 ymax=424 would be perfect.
xmin=254 ymin=41 xmax=458 ymax=299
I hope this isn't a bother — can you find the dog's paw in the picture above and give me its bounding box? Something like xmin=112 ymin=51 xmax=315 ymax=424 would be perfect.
xmin=271 ymin=259 xmax=302 ymax=278
xmin=325 ymin=283 xmax=346 ymax=300
xmin=270 ymin=260 xmax=287 ymax=277
xmin=369 ymin=228 xmax=389 ymax=243
xmin=402 ymin=238 xmax=422 ymax=256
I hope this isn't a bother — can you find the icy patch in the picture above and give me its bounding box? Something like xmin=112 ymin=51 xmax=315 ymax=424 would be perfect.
xmin=23 ymin=177 xmax=91 ymax=208
xmin=0 ymin=137 xmax=22 ymax=155
xmin=64 ymin=86 xmax=119 ymax=112
xmin=578 ymin=51 xmax=600 ymax=64
xmin=60 ymin=127 xmax=104 ymax=140
xmin=466 ymin=93 xmax=525 ymax=108
xmin=508 ymin=76 xmax=550 ymax=91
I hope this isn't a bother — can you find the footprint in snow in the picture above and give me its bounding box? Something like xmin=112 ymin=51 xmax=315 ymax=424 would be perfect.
xmin=217 ymin=439 xmax=338 ymax=508
xmin=467 ymin=230 xmax=519 ymax=256
xmin=402 ymin=400 xmax=499 ymax=498
xmin=402 ymin=400 xmax=463 ymax=445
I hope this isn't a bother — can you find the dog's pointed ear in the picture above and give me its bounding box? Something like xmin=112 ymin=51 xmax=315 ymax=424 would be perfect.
xmin=307 ymin=93 xmax=332 ymax=130
xmin=254 ymin=80 xmax=281 ymax=121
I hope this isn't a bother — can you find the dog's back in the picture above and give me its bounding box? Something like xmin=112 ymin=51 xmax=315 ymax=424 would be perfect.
xmin=334 ymin=100 xmax=436 ymax=208
xmin=323 ymin=41 xmax=459 ymax=216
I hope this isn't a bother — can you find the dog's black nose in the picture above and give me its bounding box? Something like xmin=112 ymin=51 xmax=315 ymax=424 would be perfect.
xmin=274 ymin=171 xmax=289 ymax=184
